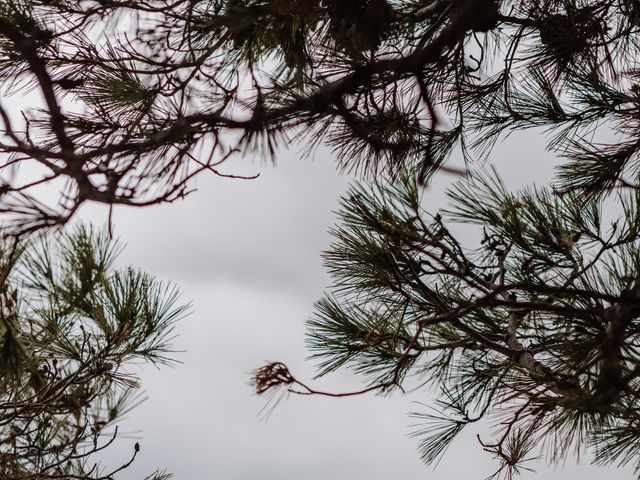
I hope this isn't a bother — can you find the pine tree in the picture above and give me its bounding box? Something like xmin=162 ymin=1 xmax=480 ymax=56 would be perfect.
xmin=2 ymin=0 xmax=640 ymax=477
xmin=253 ymin=173 xmax=640 ymax=477
xmin=0 ymin=226 xmax=187 ymax=480
xmin=0 ymin=0 xmax=638 ymax=231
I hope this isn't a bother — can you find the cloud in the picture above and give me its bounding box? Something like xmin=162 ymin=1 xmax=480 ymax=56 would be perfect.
xmin=85 ymin=142 xmax=633 ymax=480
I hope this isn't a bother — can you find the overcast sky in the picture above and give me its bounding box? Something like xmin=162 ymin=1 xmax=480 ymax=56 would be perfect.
xmin=56 ymin=130 xmax=636 ymax=480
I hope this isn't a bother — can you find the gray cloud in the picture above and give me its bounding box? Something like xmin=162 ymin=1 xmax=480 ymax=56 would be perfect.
xmin=80 ymin=140 xmax=634 ymax=479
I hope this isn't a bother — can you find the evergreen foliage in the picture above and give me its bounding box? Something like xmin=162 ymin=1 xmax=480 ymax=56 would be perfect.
xmin=256 ymin=170 xmax=640 ymax=476
xmin=0 ymin=0 xmax=638 ymax=231
xmin=2 ymin=0 xmax=640 ymax=477
xmin=0 ymin=226 xmax=187 ymax=480
xmin=312 ymin=175 xmax=640 ymax=475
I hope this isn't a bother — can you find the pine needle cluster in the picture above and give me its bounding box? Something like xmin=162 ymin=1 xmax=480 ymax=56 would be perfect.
xmin=0 ymin=226 xmax=187 ymax=480
xmin=289 ymin=174 xmax=640 ymax=476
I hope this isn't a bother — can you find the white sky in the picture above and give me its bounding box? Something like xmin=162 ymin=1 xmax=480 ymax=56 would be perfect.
xmin=0 ymin=11 xmax=636 ymax=477
xmin=1 ymin=6 xmax=638 ymax=477
xmin=66 ymin=132 xmax=637 ymax=480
